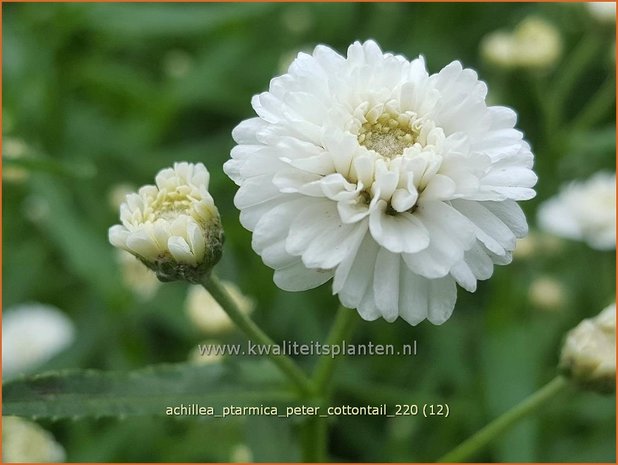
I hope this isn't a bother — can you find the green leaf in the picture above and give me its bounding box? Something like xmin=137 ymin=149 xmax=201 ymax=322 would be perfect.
xmin=3 ymin=361 xmax=296 ymax=420
xmin=83 ymin=4 xmax=274 ymax=39
xmin=29 ymin=176 xmax=123 ymax=300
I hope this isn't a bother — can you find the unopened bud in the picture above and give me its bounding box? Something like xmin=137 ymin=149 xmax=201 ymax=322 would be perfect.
xmin=560 ymin=303 xmax=616 ymax=393
xmin=108 ymin=162 xmax=223 ymax=283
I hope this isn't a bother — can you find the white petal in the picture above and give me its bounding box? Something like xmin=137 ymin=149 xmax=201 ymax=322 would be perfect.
xmin=186 ymin=221 xmax=205 ymax=260
xmin=273 ymin=260 xmax=334 ymax=291
xmin=462 ymin=242 xmax=494 ymax=280
xmin=482 ymin=200 xmax=528 ymax=238
xmin=252 ymin=198 xmax=307 ymax=254
xmin=239 ymin=194 xmax=296 ymax=231
xmin=369 ymin=201 xmax=430 ymax=254
xmin=399 ymin=268 xmax=429 ymax=326
xmin=126 ymin=230 xmax=160 ymax=260
xmin=168 ymin=236 xmax=196 ymax=265
xmin=232 ymin=118 xmax=266 ymax=144
xmin=420 ymin=174 xmax=456 ymax=201
xmin=109 ymin=225 xmax=130 ymax=249
xmin=285 ymin=200 xmax=336 ymax=256
xmin=234 ymin=174 xmax=281 ymax=211
xmin=403 ymin=201 xmax=475 ymax=278
xmin=449 ymin=261 xmax=477 ymax=292
xmin=302 ymin=220 xmax=368 ymax=270
xmin=427 ymin=277 xmax=457 ymax=325
xmin=335 ymin=233 xmax=380 ymax=308
xmin=356 ymin=282 xmax=381 ymax=321
xmin=451 ymin=199 xmax=516 ymax=255
xmin=373 ymin=248 xmax=401 ymax=322
xmin=391 ymin=186 xmax=418 ymax=212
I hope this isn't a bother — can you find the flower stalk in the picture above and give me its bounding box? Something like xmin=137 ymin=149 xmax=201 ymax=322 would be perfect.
xmin=437 ymin=376 xmax=570 ymax=463
xmin=313 ymin=305 xmax=358 ymax=395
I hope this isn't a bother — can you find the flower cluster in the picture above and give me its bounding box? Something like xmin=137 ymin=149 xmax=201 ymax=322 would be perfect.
xmin=225 ymin=40 xmax=537 ymax=325
xmin=109 ymin=162 xmax=223 ymax=283
xmin=481 ymin=17 xmax=562 ymax=70
xmin=538 ymin=172 xmax=615 ymax=250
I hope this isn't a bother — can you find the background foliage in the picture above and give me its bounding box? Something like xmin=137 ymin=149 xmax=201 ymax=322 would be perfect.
xmin=3 ymin=2 xmax=615 ymax=462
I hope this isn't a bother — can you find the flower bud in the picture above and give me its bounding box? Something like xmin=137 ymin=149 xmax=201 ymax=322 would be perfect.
xmin=560 ymin=303 xmax=615 ymax=393
xmin=108 ymin=162 xmax=223 ymax=283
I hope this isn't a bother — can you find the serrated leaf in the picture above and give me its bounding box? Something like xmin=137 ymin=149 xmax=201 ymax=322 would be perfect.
xmin=3 ymin=361 xmax=296 ymax=420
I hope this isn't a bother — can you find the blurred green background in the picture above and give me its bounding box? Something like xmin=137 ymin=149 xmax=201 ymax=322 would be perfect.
xmin=2 ymin=2 xmax=615 ymax=462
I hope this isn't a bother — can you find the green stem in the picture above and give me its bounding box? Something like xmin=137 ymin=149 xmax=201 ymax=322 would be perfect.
xmin=301 ymin=305 xmax=358 ymax=462
xmin=201 ymin=274 xmax=315 ymax=396
xmin=545 ymin=35 xmax=602 ymax=139
xmin=437 ymin=376 xmax=570 ymax=463
xmin=302 ymin=415 xmax=329 ymax=462
xmin=568 ymin=75 xmax=616 ymax=133
xmin=312 ymin=305 xmax=358 ymax=394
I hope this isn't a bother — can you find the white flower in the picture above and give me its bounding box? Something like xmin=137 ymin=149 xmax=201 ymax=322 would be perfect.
xmin=116 ymin=250 xmax=161 ymax=300
xmin=225 ymin=40 xmax=536 ymax=325
xmin=108 ymin=162 xmax=223 ymax=283
xmin=481 ymin=17 xmax=562 ymax=70
xmin=2 ymin=304 xmax=75 ymax=378
xmin=2 ymin=137 xmax=30 ymax=183
xmin=587 ymin=2 xmax=616 ymax=23
xmin=560 ymin=303 xmax=615 ymax=393
xmin=186 ymin=282 xmax=254 ymax=334
xmin=230 ymin=444 xmax=253 ymax=463
xmin=188 ymin=340 xmax=225 ymax=365
xmin=537 ymin=172 xmax=615 ymax=250
xmin=528 ymin=276 xmax=566 ymax=311
xmin=3 ymin=417 xmax=66 ymax=463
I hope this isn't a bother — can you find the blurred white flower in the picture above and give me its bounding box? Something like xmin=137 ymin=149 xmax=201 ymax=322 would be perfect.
xmin=481 ymin=17 xmax=562 ymax=70
xmin=560 ymin=303 xmax=615 ymax=393
xmin=280 ymin=5 xmax=313 ymax=34
xmin=188 ymin=340 xmax=225 ymax=365
xmin=513 ymin=234 xmax=537 ymax=260
xmin=116 ymin=250 xmax=160 ymax=300
xmin=538 ymin=172 xmax=615 ymax=250
xmin=162 ymin=49 xmax=193 ymax=79
xmin=186 ymin=281 xmax=254 ymax=334
xmin=528 ymin=276 xmax=566 ymax=311
xmin=2 ymin=137 xmax=30 ymax=183
xmin=2 ymin=304 xmax=75 ymax=378
xmin=225 ymin=40 xmax=536 ymax=325
xmin=230 ymin=443 xmax=253 ymax=463
xmin=108 ymin=162 xmax=223 ymax=283
xmin=23 ymin=195 xmax=51 ymax=224
xmin=513 ymin=231 xmax=564 ymax=260
xmin=3 ymin=417 xmax=66 ymax=463
xmin=587 ymin=2 xmax=616 ymax=23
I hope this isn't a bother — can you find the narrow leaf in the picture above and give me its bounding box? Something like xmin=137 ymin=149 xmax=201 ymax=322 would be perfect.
xmin=3 ymin=361 xmax=296 ymax=420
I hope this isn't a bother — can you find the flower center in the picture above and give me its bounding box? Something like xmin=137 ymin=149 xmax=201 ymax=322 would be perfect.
xmin=357 ymin=112 xmax=420 ymax=159
xmin=151 ymin=191 xmax=195 ymax=221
